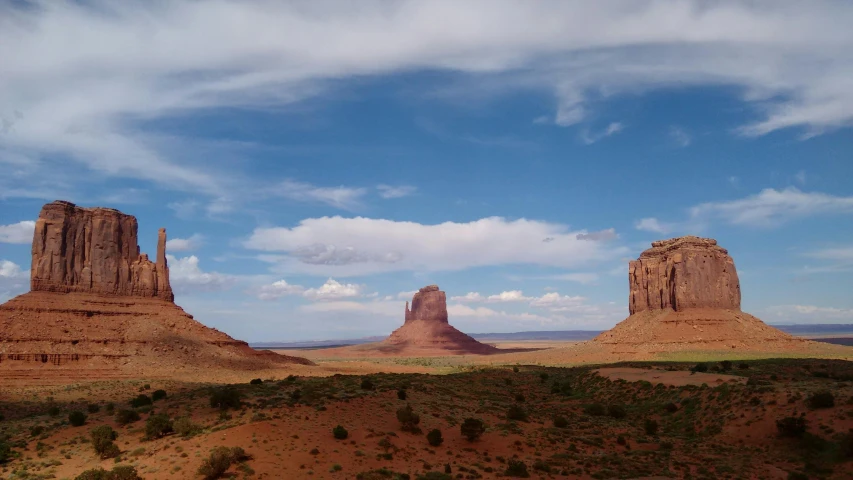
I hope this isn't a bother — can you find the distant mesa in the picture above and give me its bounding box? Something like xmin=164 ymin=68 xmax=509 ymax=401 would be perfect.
xmin=0 ymin=200 xmax=311 ymax=383
xmin=593 ymin=235 xmax=802 ymax=351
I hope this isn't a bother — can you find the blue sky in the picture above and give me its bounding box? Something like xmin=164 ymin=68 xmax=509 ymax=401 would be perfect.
xmin=1 ymin=1 xmax=852 ymax=342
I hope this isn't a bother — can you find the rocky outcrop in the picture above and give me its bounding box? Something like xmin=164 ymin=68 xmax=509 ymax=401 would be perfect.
xmin=404 ymin=285 xmax=448 ymax=324
xmin=375 ymin=285 xmax=498 ymax=355
xmin=30 ymin=201 xmax=173 ymax=301
xmin=628 ymin=236 xmax=740 ymax=315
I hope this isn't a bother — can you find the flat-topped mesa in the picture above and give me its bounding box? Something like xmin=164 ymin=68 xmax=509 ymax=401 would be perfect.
xmin=404 ymin=285 xmax=448 ymax=324
xmin=628 ymin=236 xmax=740 ymax=315
xmin=30 ymin=200 xmax=174 ymax=301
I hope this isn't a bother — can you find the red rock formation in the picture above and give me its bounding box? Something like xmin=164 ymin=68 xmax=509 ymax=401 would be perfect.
xmin=628 ymin=236 xmax=740 ymax=314
xmin=0 ymin=200 xmax=312 ymax=383
xmin=31 ymin=200 xmax=173 ymax=301
xmin=592 ymin=236 xmax=800 ymax=352
xmin=375 ymin=285 xmax=498 ymax=355
xmin=404 ymin=285 xmax=448 ymax=324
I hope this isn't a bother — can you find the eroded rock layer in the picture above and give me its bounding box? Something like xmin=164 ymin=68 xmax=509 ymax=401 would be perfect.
xmin=629 ymin=236 xmax=740 ymax=314
xmin=380 ymin=285 xmax=498 ymax=355
xmin=31 ymin=200 xmax=173 ymax=301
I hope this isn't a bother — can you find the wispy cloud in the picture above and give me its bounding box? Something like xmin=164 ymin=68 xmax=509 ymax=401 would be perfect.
xmin=276 ymin=180 xmax=367 ymax=210
xmin=580 ymin=122 xmax=624 ymax=145
xmin=376 ymin=185 xmax=417 ymax=199
xmin=669 ymin=126 xmax=692 ymax=147
xmin=634 ymin=217 xmax=675 ymax=234
xmin=166 ymin=234 xmax=204 ymax=252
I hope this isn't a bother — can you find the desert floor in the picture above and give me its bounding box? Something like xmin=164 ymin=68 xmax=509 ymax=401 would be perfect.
xmin=2 ymin=356 xmax=853 ymax=480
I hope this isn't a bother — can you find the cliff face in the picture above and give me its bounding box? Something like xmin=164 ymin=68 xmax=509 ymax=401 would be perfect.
xmin=628 ymin=236 xmax=740 ymax=315
xmin=404 ymin=285 xmax=448 ymax=324
xmin=30 ymin=201 xmax=173 ymax=301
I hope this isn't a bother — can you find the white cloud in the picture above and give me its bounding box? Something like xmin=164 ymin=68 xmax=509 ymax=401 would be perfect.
xmin=487 ymin=290 xmax=530 ymax=302
xmin=302 ymin=278 xmax=364 ymax=301
xmin=299 ymin=299 xmax=400 ymax=316
xmin=377 ymin=185 xmax=417 ymax=199
xmin=764 ymin=304 xmax=853 ymax=324
xmin=688 ymin=187 xmax=853 ymax=227
xmin=166 ymin=233 xmax=204 ymax=252
xmin=255 ymin=279 xmax=305 ymax=301
xmin=0 ymin=220 xmax=35 ymax=244
xmin=245 ymin=216 xmax=626 ymax=276
xmin=634 ymin=217 xmax=674 ymax=234
xmin=166 ymin=255 xmax=234 ymax=293
xmin=276 ymin=180 xmax=367 ymax=210
xmin=806 ymin=246 xmax=853 ymax=262
xmin=1 ymin=0 xmax=851 ymax=205
xmin=397 ymin=290 xmax=418 ymax=300
xmin=669 ymin=126 xmax=692 ymax=147
xmin=451 ymin=292 xmax=486 ymax=303
xmin=635 ymin=187 xmax=853 ymax=233
xmin=0 ymin=259 xmax=29 ymax=302
xmin=580 ymin=122 xmax=623 ymax=145
xmin=544 ymin=273 xmax=600 ymax=284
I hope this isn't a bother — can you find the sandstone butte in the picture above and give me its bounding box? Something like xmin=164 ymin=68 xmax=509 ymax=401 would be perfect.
xmin=593 ymin=236 xmax=811 ymax=352
xmin=330 ymin=285 xmax=499 ymax=356
xmin=0 ymin=201 xmax=311 ymax=383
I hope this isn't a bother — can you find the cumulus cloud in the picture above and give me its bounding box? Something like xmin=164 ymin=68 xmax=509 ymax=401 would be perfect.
xmin=302 ymin=278 xmax=365 ymax=301
xmin=0 ymin=259 xmax=29 ymax=302
xmin=276 ymin=180 xmax=367 ymax=210
xmin=576 ymin=228 xmax=617 ymax=242
xmin=166 ymin=234 xmax=204 ymax=252
xmin=166 ymin=255 xmax=234 ymax=293
xmin=377 ymin=185 xmax=417 ymax=199
xmin=245 ymin=216 xmax=626 ymax=277
xmin=450 ymin=289 xmax=595 ymax=314
xmin=580 ymin=122 xmax=624 ymax=145
xmin=1 ymin=1 xmax=852 ymax=204
xmin=255 ymin=279 xmax=305 ymax=301
xmin=0 ymin=220 xmax=35 ymax=244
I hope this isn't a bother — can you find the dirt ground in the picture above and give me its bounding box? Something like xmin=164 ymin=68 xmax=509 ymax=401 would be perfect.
xmin=2 ymin=358 xmax=853 ymax=479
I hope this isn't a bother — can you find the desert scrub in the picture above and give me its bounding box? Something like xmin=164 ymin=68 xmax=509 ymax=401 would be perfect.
xmin=144 ymin=413 xmax=173 ymax=439
xmin=209 ymin=387 xmax=242 ymax=410
xmin=807 ymin=391 xmax=834 ymax=409
xmin=249 ymin=378 xmax=263 ymax=385
xmin=91 ymin=425 xmax=120 ymax=459
xmin=460 ymin=418 xmax=486 ymax=442
xmin=776 ymin=417 xmax=808 ymax=438
xmin=644 ymin=419 xmax=659 ymax=436
xmin=506 ymin=404 xmax=528 ymax=422
xmin=197 ymin=446 xmax=250 ymax=480
xmin=553 ymin=416 xmax=569 ymax=429
xmin=115 ymin=409 xmax=140 ymax=426
xmin=505 ymin=459 xmax=530 ymax=477
xmin=427 ymin=429 xmax=443 ymax=447
xmin=333 ymin=425 xmax=349 ymax=440
xmin=173 ymin=417 xmax=202 ymax=437
xmin=69 ymin=410 xmax=87 ymax=426
xmin=151 ymin=389 xmax=167 ymax=401
xmin=129 ymin=394 xmax=152 ymax=408
xmin=74 ymin=465 xmax=142 ymax=480
xmin=397 ymin=404 xmax=422 ymax=433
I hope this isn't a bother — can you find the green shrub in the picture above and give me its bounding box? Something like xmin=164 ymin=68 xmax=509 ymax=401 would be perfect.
xmin=209 ymin=388 xmax=242 ymax=410
xmin=396 ymin=404 xmax=421 ymax=433
xmin=173 ymin=417 xmax=202 ymax=437
xmin=129 ymin=395 xmax=152 ymax=408
xmin=426 ymin=428 xmax=443 ymax=447
xmin=664 ymin=402 xmax=678 ymax=413
xmin=514 ymin=393 xmax=525 ymax=403
xmin=30 ymin=425 xmax=45 ymax=437
xmin=361 ymin=378 xmax=375 ymax=390
xmin=584 ymin=403 xmax=606 ymax=416
xmin=720 ymin=360 xmax=732 ymax=371
xmin=807 ymin=391 xmax=834 ymax=409
xmin=505 ymin=459 xmax=530 ymax=477
xmin=249 ymin=378 xmax=263 ymax=385
xmin=607 ymin=405 xmax=627 ymax=419
xmin=333 ymin=425 xmax=348 ymax=440
xmin=47 ymin=406 xmax=60 ymax=416
xmin=151 ymin=389 xmax=167 ymax=402
xmin=74 ymin=465 xmax=142 ymax=480
xmin=0 ymin=439 xmax=12 ymax=464
xmin=506 ymin=404 xmax=528 ymax=422
xmin=738 ymin=362 xmax=750 ymax=370
xmin=197 ymin=446 xmax=243 ymax=480
xmin=87 ymin=403 xmax=101 ymax=414
xmin=91 ymin=425 xmax=120 ymax=459
xmin=69 ymin=411 xmax=87 ymax=427
xmin=644 ymin=419 xmax=659 ymax=436
xmin=839 ymin=430 xmax=853 ymax=459
xmin=691 ymin=363 xmax=708 ymax=373
xmin=532 ymin=459 xmax=551 ymax=473
xmin=776 ymin=416 xmax=808 ymax=438
xmin=512 ymin=366 xmax=519 ymax=373
xmin=460 ymin=418 xmax=485 ymax=442
xmin=105 ymin=402 xmax=115 ymax=413
xmin=115 ymin=409 xmax=141 ymax=426
xmin=539 ymin=372 xmax=549 ymax=382
xmin=145 ymin=413 xmax=173 ymax=439
xmin=397 ymin=389 xmax=407 ymax=400
xmin=553 ymin=416 xmax=568 ymax=428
